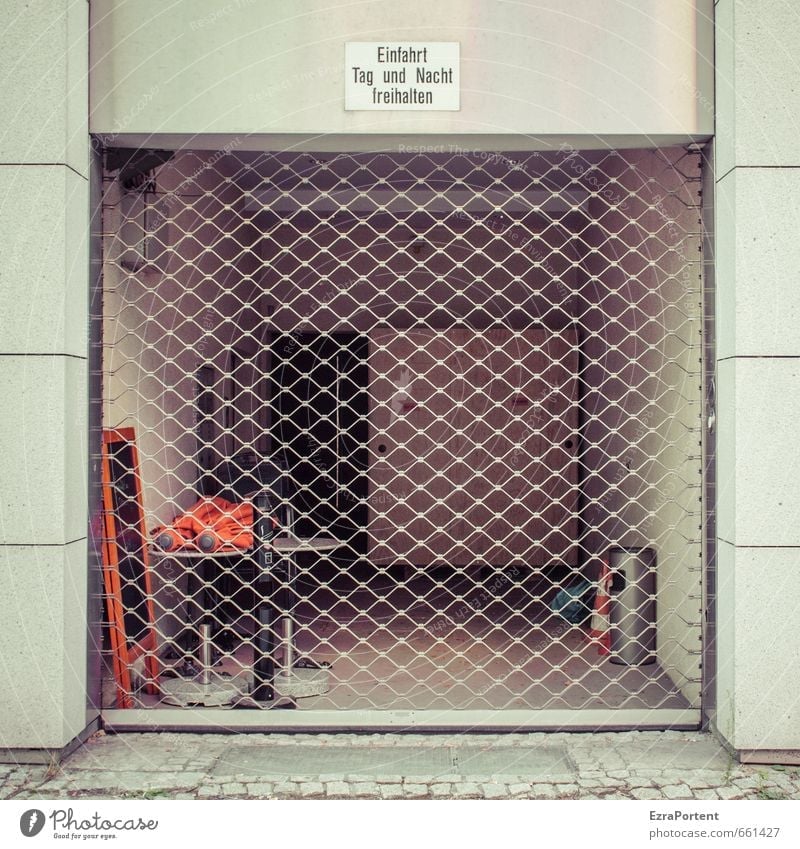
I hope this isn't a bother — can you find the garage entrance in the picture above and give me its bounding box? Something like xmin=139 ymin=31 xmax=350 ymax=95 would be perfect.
xmin=98 ymin=146 xmax=705 ymax=727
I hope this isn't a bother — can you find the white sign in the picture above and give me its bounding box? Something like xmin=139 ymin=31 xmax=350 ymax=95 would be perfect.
xmin=345 ymin=42 xmax=460 ymax=111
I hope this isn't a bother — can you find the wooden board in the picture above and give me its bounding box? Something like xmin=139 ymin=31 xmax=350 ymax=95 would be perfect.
xmin=101 ymin=428 xmax=159 ymax=707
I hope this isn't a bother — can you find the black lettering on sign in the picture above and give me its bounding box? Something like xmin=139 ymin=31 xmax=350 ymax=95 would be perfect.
xmin=416 ymin=67 xmax=454 ymax=85
xmin=383 ymin=68 xmax=406 ymax=84
xmin=352 ymin=66 xmax=373 ymax=86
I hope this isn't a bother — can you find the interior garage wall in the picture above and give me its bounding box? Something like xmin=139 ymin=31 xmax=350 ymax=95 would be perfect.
xmin=254 ymin=156 xmax=584 ymax=569
xmin=578 ymin=148 xmax=703 ymax=706
xmin=260 ymin=220 xmax=580 ymax=334
xmin=104 ymin=149 xmax=587 ymax=524
xmin=102 ymin=152 xmax=261 ymax=527
xmin=102 ymin=152 xmax=265 ymax=645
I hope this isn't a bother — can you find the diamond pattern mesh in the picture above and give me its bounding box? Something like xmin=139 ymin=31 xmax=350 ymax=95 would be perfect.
xmin=99 ymin=146 xmax=704 ymax=714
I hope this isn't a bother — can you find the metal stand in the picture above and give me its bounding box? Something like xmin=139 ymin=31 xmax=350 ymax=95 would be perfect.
xmin=161 ymin=622 xmax=239 ymax=706
xmin=154 ymin=550 xmax=243 ymax=707
xmin=152 ymin=485 xmax=337 ymax=707
xmin=270 ymin=534 xmax=338 ymax=699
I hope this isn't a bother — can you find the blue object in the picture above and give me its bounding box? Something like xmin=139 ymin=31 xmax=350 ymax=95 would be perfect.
xmin=550 ymin=578 xmax=595 ymax=624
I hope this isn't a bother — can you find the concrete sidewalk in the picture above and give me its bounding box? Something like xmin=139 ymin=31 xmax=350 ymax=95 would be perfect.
xmin=2 ymin=731 xmax=799 ymax=801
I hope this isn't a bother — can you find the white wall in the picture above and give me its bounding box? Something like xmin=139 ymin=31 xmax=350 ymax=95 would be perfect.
xmin=89 ymin=0 xmax=713 ymax=149
xmin=103 ymin=152 xmax=262 ymax=528
xmin=713 ymin=0 xmax=800 ymax=756
xmin=578 ymin=148 xmax=704 ymax=706
xmin=102 ymin=151 xmax=263 ymax=648
xmin=255 ymin=152 xmax=580 ymax=334
xmin=0 ymin=0 xmax=90 ymax=751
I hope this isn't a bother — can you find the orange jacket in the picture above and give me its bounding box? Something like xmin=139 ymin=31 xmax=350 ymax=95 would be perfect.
xmin=153 ymin=497 xmax=261 ymax=552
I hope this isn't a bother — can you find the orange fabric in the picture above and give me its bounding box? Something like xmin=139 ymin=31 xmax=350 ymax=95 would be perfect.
xmin=153 ymin=497 xmax=262 ymax=552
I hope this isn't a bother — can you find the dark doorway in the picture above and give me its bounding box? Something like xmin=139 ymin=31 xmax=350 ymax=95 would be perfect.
xmin=269 ymin=332 xmax=370 ymax=582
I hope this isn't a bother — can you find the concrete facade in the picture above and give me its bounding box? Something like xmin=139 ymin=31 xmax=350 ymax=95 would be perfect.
xmin=713 ymin=0 xmax=800 ymax=756
xmin=0 ymin=0 xmax=92 ymax=751
xmin=88 ymin=0 xmax=713 ymax=145
xmin=0 ymin=0 xmax=797 ymax=760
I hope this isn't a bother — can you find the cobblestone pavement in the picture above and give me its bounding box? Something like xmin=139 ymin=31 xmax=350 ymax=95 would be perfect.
xmin=2 ymin=731 xmax=799 ymax=801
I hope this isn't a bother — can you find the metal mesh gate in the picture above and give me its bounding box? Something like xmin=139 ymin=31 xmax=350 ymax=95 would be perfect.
xmin=98 ymin=145 xmax=704 ymax=720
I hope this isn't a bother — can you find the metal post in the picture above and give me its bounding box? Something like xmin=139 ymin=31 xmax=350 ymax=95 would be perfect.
xmin=199 ymin=623 xmax=212 ymax=686
xmin=251 ymin=490 xmax=275 ymax=701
